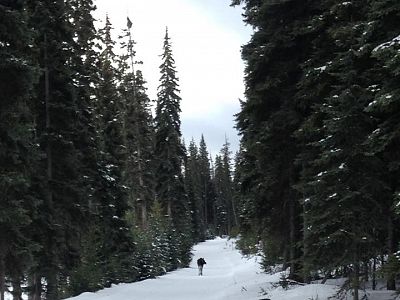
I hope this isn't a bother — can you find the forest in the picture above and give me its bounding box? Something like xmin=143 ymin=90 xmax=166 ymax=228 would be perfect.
xmin=232 ymin=1 xmax=400 ymax=300
xmin=1 ymin=1 xmax=400 ymax=300
xmin=0 ymin=0 xmax=238 ymax=299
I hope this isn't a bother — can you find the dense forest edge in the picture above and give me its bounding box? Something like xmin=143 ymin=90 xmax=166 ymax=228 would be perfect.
xmin=0 ymin=0 xmax=239 ymax=299
xmin=1 ymin=1 xmax=400 ymax=300
xmin=232 ymin=1 xmax=400 ymax=300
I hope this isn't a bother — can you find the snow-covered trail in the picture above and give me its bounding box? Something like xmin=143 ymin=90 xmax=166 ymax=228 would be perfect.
xmin=72 ymin=237 xmax=400 ymax=300
xmin=6 ymin=238 xmax=397 ymax=299
xmin=67 ymin=237 xmax=267 ymax=300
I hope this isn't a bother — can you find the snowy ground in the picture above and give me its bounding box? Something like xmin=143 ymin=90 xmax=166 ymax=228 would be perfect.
xmin=65 ymin=237 xmax=396 ymax=300
xmin=6 ymin=237 xmax=399 ymax=300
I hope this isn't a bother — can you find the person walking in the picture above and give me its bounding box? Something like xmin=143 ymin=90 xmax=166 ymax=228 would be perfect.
xmin=197 ymin=257 xmax=207 ymax=276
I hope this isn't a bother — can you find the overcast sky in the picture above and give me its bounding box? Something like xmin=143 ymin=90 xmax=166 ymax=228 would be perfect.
xmin=93 ymin=0 xmax=252 ymax=156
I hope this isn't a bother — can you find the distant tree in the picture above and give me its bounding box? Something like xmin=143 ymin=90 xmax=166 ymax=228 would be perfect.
xmin=198 ymin=135 xmax=215 ymax=233
xmin=213 ymin=155 xmax=227 ymax=235
xmin=221 ymin=139 xmax=238 ymax=231
xmin=185 ymin=139 xmax=204 ymax=241
xmin=213 ymin=140 xmax=236 ymax=236
xmin=232 ymin=141 xmax=259 ymax=240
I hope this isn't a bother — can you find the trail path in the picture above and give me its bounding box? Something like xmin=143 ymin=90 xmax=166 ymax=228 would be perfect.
xmin=68 ymin=238 xmax=396 ymax=300
xmin=68 ymin=237 xmax=266 ymax=300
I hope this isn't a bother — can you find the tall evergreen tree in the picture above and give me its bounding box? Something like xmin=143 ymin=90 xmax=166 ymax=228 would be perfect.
xmin=232 ymin=0 xmax=323 ymax=280
xmin=65 ymin=1 xmax=107 ymax=295
xmin=94 ymin=15 xmax=133 ymax=286
xmin=25 ymin=0 xmax=89 ymax=297
xmin=185 ymin=139 xmax=204 ymax=241
xmin=233 ymin=0 xmax=400 ymax=297
xmin=221 ymin=139 xmax=238 ymax=231
xmin=68 ymin=0 xmax=99 ymax=216
xmin=296 ymin=2 xmax=399 ymax=296
xmin=154 ymin=27 xmax=192 ymax=265
xmin=198 ymin=135 xmax=215 ymax=233
xmin=213 ymin=140 xmax=236 ymax=236
xmin=213 ymin=155 xmax=228 ymax=235
xmin=0 ymin=1 xmax=39 ymax=299
xmin=363 ymin=0 xmax=400 ymax=290
xmin=232 ymin=141 xmax=260 ymax=243
xmin=118 ymin=18 xmax=155 ymax=228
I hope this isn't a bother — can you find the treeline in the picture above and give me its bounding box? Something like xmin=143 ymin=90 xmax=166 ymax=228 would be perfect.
xmin=0 ymin=1 xmax=238 ymax=299
xmin=231 ymin=0 xmax=400 ymax=299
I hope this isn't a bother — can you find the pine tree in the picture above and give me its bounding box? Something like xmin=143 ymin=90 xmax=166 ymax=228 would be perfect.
xmin=25 ymin=0 xmax=90 ymax=297
xmin=68 ymin=0 xmax=99 ymax=215
xmin=66 ymin=0 xmax=106 ymax=294
xmin=290 ymin=0 xmax=339 ymax=282
xmin=213 ymin=140 xmax=236 ymax=236
xmin=147 ymin=201 xmax=179 ymax=273
xmin=230 ymin=1 xmax=400 ymax=297
xmin=118 ymin=18 xmax=155 ymax=229
xmin=154 ymin=27 xmax=192 ymax=265
xmin=185 ymin=139 xmax=204 ymax=241
xmin=233 ymin=0 xmax=400 ymax=296
xmin=232 ymin=0 xmax=323 ymax=281
xmin=198 ymin=135 xmax=215 ymax=236
xmin=221 ymin=139 xmax=238 ymax=232
xmin=232 ymin=141 xmax=259 ymax=241
xmin=0 ymin=2 xmax=39 ymax=299
xmin=295 ymin=3 xmax=398 ymax=297
xmin=363 ymin=0 xmax=400 ymax=290
xmin=213 ymin=155 xmax=228 ymax=235
xmin=95 ymin=15 xmax=133 ymax=286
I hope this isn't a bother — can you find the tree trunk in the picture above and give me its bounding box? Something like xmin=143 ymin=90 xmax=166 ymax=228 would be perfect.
xmin=136 ymin=130 xmax=146 ymax=228
xmin=128 ymin=27 xmax=148 ymax=230
xmin=203 ymin=182 xmax=208 ymax=226
xmin=386 ymin=215 xmax=396 ymax=290
xmin=11 ymin=278 xmax=22 ymax=300
xmin=288 ymin=199 xmax=301 ymax=281
xmin=353 ymin=251 xmax=360 ymax=300
xmin=213 ymin=202 xmax=217 ymax=233
xmin=289 ymin=199 xmax=295 ymax=278
xmin=9 ymin=267 xmax=22 ymax=300
xmin=44 ymin=34 xmax=57 ymax=300
xmin=141 ymin=200 xmax=147 ymax=228
xmin=137 ymin=172 xmax=147 ymax=228
xmin=227 ymin=205 xmax=232 ymax=236
xmin=44 ymin=33 xmax=53 ymax=210
xmin=167 ymin=200 xmax=172 ymax=219
xmin=231 ymin=196 xmax=238 ymax=228
xmin=282 ymin=244 xmax=289 ymax=271
xmin=46 ymin=272 xmax=58 ymax=300
xmin=0 ymin=257 xmax=5 ymax=300
xmin=372 ymin=258 xmax=376 ymax=290
xmin=363 ymin=261 xmax=368 ymax=287
xmin=28 ymin=272 xmax=42 ymax=300
xmin=302 ymin=200 xmax=310 ymax=283
xmin=321 ymin=272 xmax=330 ymax=284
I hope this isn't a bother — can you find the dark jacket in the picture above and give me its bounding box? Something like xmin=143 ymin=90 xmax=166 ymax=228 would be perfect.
xmin=197 ymin=258 xmax=206 ymax=266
